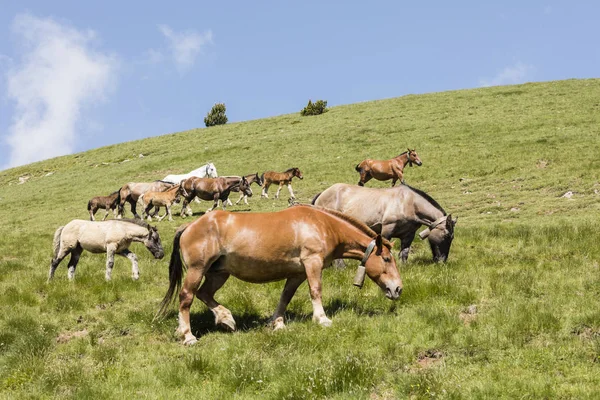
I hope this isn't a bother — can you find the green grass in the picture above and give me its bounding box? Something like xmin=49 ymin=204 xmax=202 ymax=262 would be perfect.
xmin=1 ymin=78 xmax=600 ymax=399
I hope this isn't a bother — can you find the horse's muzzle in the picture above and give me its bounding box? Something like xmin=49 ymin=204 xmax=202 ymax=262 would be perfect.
xmin=155 ymin=250 xmax=165 ymax=259
xmin=386 ymin=285 xmax=402 ymax=300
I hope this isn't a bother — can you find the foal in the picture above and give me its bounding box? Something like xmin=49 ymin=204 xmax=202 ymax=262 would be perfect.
xmin=219 ymin=173 xmax=264 ymax=206
xmin=261 ymin=167 xmax=303 ymax=199
xmin=139 ymin=184 xmax=183 ymax=221
xmin=356 ymin=149 xmax=422 ymax=186
xmin=87 ymin=191 xmax=119 ymax=221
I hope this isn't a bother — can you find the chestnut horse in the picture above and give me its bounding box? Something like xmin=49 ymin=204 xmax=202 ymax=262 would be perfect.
xmin=355 ymin=149 xmax=422 ymax=186
xmin=139 ymin=184 xmax=183 ymax=222
xmin=117 ymin=181 xmax=176 ymax=219
xmin=261 ymin=167 xmax=303 ymax=199
xmin=179 ymin=176 xmax=252 ymax=216
xmin=157 ymin=205 xmax=402 ymax=345
xmin=87 ymin=191 xmax=119 ymax=221
xmin=313 ymin=183 xmax=456 ymax=263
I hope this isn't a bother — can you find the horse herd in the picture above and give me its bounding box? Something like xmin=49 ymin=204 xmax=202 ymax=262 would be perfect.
xmin=50 ymin=149 xmax=457 ymax=345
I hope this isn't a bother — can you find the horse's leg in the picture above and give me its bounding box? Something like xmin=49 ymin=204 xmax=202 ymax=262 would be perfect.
xmin=196 ymin=272 xmax=235 ymax=331
xmin=89 ymin=207 xmax=96 ymax=221
xmin=180 ymin=198 xmax=190 ymax=218
xmin=151 ymin=205 xmax=160 ymax=217
xmin=391 ymin=177 xmax=397 ymax=187
xmin=269 ymin=274 xmax=306 ymax=330
xmin=303 ymin=257 xmax=332 ymax=327
xmin=112 ymin=207 xmax=118 ymax=219
xmin=399 ymin=234 xmax=415 ymax=263
xmin=226 ymin=197 xmax=233 ymax=206
xmin=287 ymin=183 xmax=296 ymax=199
xmin=145 ymin=203 xmax=154 ymax=221
xmin=48 ymin=246 xmax=71 ymax=282
xmin=178 ymin=261 xmax=213 ymax=345
xmin=234 ymin=193 xmax=244 ymax=205
xmin=129 ymin=199 xmax=140 ymax=219
xmin=102 ymin=208 xmax=110 ymax=221
xmin=117 ymin=249 xmax=139 ymax=280
xmin=275 ymin=183 xmax=284 ymax=199
xmin=105 ymin=245 xmax=117 ymax=281
xmin=261 ymin=183 xmax=270 ymax=198
xmin=67 ymin=245 xmax=83 ymax=281
xmin=166 ymin=204 xmax=173 ymax=221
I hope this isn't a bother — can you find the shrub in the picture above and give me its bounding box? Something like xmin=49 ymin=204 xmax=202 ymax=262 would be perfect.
xmin=300 ymin=99 xmax=328 ymax=116
xmin=204 ymin=103 xmax=228 ymax=127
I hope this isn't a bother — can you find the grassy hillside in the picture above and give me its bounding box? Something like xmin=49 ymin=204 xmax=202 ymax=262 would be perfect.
xmin=1 ymin=79 xmax=599 ymax=399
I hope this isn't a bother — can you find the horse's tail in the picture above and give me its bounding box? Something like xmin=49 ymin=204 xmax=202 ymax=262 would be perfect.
xmin=355 ymin=163 xmax=361 ymax=172
xmin=311 ymin=192 xmax=323 ymax=205
xmin=260 ymin=172 xmax=265 ymax=185
xmin=156 ymin=224 xmax=190 ymax=319
xmin=52 ymin=226 xmax=65 ymax=260
xmin=87 ymin=200 xmax=92 ymax=211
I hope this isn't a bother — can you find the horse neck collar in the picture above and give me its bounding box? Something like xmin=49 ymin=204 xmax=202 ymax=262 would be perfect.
xmin=360 ymin=239 xmax=377 ymax=266
xmin=418 ymin=216 xmax=448 ymax=240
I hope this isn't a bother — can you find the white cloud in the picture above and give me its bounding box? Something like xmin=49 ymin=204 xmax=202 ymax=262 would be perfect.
xmin=3 ymin=13 xmax=117 ymax=169
xmin=144 ymin=48 xmax=164 ymax=64
xmin=479 ymin=62 xmax=535 ymax=87
xmin=158 ymin=24 xmax=213 ymax=73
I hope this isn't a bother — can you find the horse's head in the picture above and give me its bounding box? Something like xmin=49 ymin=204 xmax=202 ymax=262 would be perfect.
xmin=293 ymin=168 xmax=304 ymax=180
xmin=407 ymin=149 xmax=422 ymax=167
xmin=144 ymin=226 xmax=165 ymax=259
xmin=254 ymin=172 xmax=264 ymax=187
xmin=206 ymin=163 xmax=218 ymax=178
xmin=419 ymin=215 xmax=457 ymax=262
xmin=365 ymin=235 xmax=403 ymax=300
xmin=240 ymin=176 xmax=253 ymax=197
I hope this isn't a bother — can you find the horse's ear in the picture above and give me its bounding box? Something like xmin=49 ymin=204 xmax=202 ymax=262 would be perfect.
xmin=375 ymin=234 xmax=383 ymax=248
xmin=407 ymin=148 xmax=411 ymax=153
xmin=446 ymin=214 xmax=453 ymax=229
xmin=452 ymin=216 xmax=458 ymax=226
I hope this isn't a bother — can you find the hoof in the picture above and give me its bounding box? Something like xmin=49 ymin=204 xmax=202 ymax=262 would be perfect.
xmin=315 ymin=316 xmax=332 ymax=327
xmin=183 ymin=336 xmax=198 ymax=346
xmin=271 ymin=317 xmax=286 ymax=331
xmin=219 ymin=318 xmax=236 ymax=332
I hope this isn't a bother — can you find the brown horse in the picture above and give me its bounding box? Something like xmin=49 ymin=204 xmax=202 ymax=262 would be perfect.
xmin=218 ymin=173 xmax=264 ymax=206
xmin=179 ymin=176 xmax=252 ymax=216
xmin=313 ymin=183 xmax=456 ymax=263
xmin=117 ymin=181 xmax=175 ymax=219
xmin=261 ymin=167 xmax=303 ymax=199
xmin=139 ymin=184 xmax=183 ymax=222
xmin=355 ymin=149 xmax=422 ymax=186
xmin=157 ymin=205 xmax=402 ymax=345
xmin=87 ymin=191 xmax=119 ymax=221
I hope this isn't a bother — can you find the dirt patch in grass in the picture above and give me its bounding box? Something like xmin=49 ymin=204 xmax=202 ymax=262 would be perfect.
xmin=416 ymin=349 xmax=444 ymax=369
xmin=572 ymin=325 xmax=600 ymax=340
xmin=459 ymin=304 xmax=478 ymax=325
xmin=56 ymin=329 xmax=88 ymax=344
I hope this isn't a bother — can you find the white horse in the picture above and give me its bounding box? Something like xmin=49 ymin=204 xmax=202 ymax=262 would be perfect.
xmin=48 ymin=219 xmax=164 ymax=282
xmin=162 ymin=163 xmax=218 ymax=184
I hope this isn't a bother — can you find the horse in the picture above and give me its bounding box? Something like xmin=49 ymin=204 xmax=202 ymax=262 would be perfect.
xmin=219 ymin=173 xmax=264 ymax=206
xmin=261 ymin=167 xmax=303 ymax=199
xmin=48 ymin=219 xmax=164 ymax=282
xmin=313 ymin=183 xmax=457 ymax=263
xmin=162 ymin=162 xmax=218 ymax=184
xmin=156 ymin=205 xmax=402 ymax=345
xmin=139 ymin=184 xmax=183 ymax=222
xmin=87 ymin=191 xmax=119 ymax=221
xmin=117 ymin=181 xmax=175 ymax=219
xmin=355 ymin=149 xmax=422 ymax=186
xmin=179 ymin=176 xmax=252 ymax=216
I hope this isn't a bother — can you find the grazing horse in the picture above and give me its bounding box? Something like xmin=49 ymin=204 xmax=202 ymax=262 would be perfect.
xmin=356 ymin=149 xmax=422 ymax=186
xmin=219 ymin=173 xmax=264 ymax=206
xmin=156 ymin=205 xmax=402 ymax=345
xmin=162 ymin=162 xmax=218 ymax=184
xmin=139 ymin=184 xmax=183 ymax=222
xmin=313 ymin=183 xmax=457 ymax=263
xmin=261 ymin=167 xmax=303 ymax=199
xmin=48 ymin=219 xmax=164 ymax=282
xmin=179 ymin=176 xmax=252 ymax=216
xmin=117 ymin=181 xmax=175 ymax=219
xmin=87 ymin=191 xmax=119 ymax=221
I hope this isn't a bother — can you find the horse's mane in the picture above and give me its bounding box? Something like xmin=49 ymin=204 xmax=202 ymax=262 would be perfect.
xmin=395 ymin=151 xmax=409 ymax=158
xmin=284 ymin=167 xmax=298 ymax=173
xmin=309 ymin=206 xmax=392 ymax=249
xmin=404 ymin=184 xmax=446 ymax=215
xmin=109 ymin=190 xmax=119 ymax=196
xmin=118 ymin=218 xmax=152 ymax=231
xmin=154 ymin=180 xmax=176 ymax=185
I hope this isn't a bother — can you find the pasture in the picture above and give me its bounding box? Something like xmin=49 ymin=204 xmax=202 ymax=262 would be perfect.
xmin=1 ymin=78 xmax=599 ymax=399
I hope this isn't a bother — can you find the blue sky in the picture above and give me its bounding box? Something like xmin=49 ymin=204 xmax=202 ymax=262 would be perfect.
xmin=1 ymin=1 xmax=598 ymax=169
